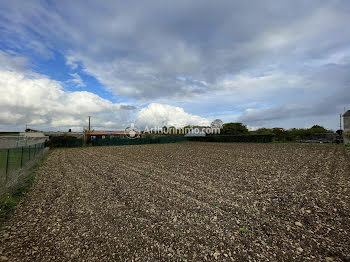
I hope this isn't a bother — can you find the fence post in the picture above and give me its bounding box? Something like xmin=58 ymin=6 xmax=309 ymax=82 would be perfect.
xmin=29 ymin=145 xmax=31 ymax=160
xmin=20 ymin=147 xmax=24 ymax=168
xmin=5 ymin=149 xmax=9 ymax=182
xmin=34 ymin=144 xmax=36 ymax=157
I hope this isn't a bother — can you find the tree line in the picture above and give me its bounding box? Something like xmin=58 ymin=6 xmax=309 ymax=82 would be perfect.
xmin=221 ymin=123 xmax=334 ymax=142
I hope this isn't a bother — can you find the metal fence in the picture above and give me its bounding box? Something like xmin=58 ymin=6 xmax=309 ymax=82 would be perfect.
xmin=0 ymin=143 xmax=45 ymax=186
xmin=0 ymin=136 xmax=48 ymax=149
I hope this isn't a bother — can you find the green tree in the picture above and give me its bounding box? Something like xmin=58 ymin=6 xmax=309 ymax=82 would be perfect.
xmin=308 ymin=125 xmax=329 ymax=133
xmin=253 ymin=128 xmax=273 ymax=135
xmin=221 ymin=123 xmax=249 ymax=135
xmin=272 ymin=127 xmax=285 ymax=134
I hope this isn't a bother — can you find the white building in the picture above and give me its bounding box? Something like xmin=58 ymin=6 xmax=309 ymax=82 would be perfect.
xmin=0 ymin=132 xmax=48 ymax=149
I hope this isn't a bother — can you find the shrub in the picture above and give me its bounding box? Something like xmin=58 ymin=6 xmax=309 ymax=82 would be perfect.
xmin=49 ymin=136 xmax=83 ymax=148
xmin=221 ymin=123 xmax=249 ymax=135
xmin=187 ymin=135 xmax=274 ymax=143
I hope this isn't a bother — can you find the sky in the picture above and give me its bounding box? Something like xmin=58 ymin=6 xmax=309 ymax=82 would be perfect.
xmin=0 ymin=0 xmax=349 ymax=131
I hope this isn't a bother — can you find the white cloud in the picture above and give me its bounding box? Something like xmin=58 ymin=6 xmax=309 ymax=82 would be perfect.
xmin=135 ymin=103 xmax=210 ymax=128
xmin=220 ymin=71 xmax=310 ymax=93
xmin=65 ymin=55 xmax=78 ymax=70
xmin=0 ymin=50 xmax=29 ymax=73
xmin=0 ymin=70 xmax=136 ymax=131
xmin=69 ymin=72 xmax=85 ymax=87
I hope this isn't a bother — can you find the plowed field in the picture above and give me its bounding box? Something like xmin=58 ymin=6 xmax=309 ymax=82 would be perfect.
xmin=1 ymin=143 xmax=349 ymax=261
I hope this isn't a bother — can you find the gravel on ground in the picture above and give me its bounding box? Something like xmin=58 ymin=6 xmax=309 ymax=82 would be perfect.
xmin=0 ymin=142 xmax=349 ymax=261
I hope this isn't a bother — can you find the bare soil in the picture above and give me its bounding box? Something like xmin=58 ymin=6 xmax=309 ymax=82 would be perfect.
xmin=0 ymin=143 xmax=349 ymax=261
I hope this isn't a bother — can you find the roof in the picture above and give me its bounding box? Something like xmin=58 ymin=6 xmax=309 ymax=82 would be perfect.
xmin=20 ymin=132 xmax=46 ymax=137
xmin=343 ymin=110 xmax=350 ymax=117
xmin=87 ymin=130 xmax=141 ymax=135
xmin=25 ymin=128 xmax=41 ymax=132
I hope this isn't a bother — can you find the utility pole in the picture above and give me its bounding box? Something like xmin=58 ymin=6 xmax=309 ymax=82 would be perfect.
xmin=88 ymin=116 xmax=91 ymax=132
xmin=340 ymin=114 xmax=342 ymax=130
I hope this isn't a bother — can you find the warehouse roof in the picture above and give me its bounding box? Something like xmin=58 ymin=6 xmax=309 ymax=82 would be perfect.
xmin=86 ymin=130 xmax=141 ymax=135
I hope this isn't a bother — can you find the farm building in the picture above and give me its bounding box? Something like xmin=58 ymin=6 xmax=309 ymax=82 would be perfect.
xmin=44 ymin=131 xmax=84 ymax=139
xmin=0 ymin=130 xmax=48 ymax=148
xmin=344 ymin=110 xmax=350 ymax=130
xmin=85 ymin=130 xmax=141 ymax=142
xmin=87 ymin=130 xmax=127 ymax=140
xmin=344 ymin=110 xmax=350 ymax=144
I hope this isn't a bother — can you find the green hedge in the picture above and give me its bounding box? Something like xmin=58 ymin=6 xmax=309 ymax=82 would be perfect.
xmin=187 ymin=135 xmax=274 ymax=143
xmin=92 ymin=136 xmax=186 ymax=146
xmin=48 ymin=136 xmax=83 ymax=148
xmin=49 ymin=134 xmax=274 ymax=147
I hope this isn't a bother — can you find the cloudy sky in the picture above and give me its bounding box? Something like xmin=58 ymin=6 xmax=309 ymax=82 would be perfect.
xmin=0 ymin=0 xmax=349 ymax=131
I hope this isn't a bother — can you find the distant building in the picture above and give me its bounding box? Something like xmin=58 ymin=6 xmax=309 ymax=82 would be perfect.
xmin=0 ymin=130 xmax=48 ymax=149
xmin=85 ymin=130 xmax=141 ymax=142
xmin=344 ymin=110 xmax=350 ymax=131
xmin=44 ymin=131 xmax=84 ymax=139
xmin=344 ymin=110 xmax=350 ymax=144
xmin=25 ymin=128 xmax=41 ymax=133
xmin=21 ymin=131 xmax=46 ymax=138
